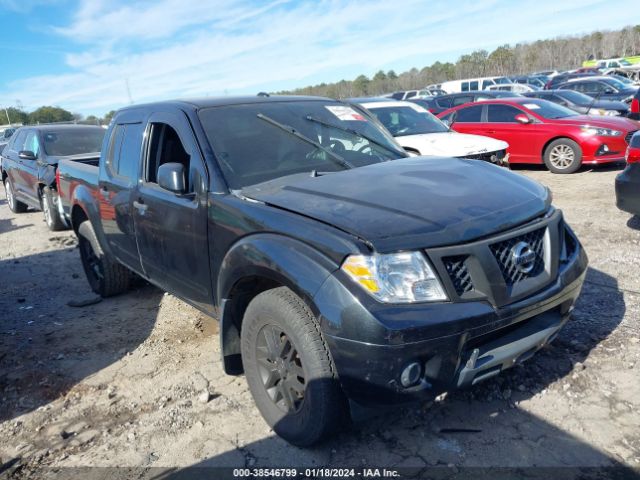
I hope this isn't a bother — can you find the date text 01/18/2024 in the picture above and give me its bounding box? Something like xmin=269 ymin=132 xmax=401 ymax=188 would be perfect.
xmin=232 ymin=468 xmax=400 ymax=477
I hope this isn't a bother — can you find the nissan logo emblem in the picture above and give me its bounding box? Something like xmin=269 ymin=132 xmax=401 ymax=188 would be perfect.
xmin=511 ymin=241 xmax=536 ymax=274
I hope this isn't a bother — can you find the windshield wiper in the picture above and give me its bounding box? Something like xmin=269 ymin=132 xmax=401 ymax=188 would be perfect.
xmin=305 ymin=115 xmax=407 ymax=158
xmin=256 ymin=113 xmax=354 ymax=170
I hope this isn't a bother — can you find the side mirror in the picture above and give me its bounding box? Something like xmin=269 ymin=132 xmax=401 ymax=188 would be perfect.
xmin=18 ymin=150 xmax=37 ymax=160
xmin=515 ymin=114 xmax=531 ymax=124
xmin=157 ymin=162 xmax=185 ymax=194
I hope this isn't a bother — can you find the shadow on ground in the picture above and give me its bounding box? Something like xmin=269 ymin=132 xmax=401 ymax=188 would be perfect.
xmin=143 ymin=267 xmax=639 ymax=479
xmin=0 ymin=248 xmax=162 ymax=423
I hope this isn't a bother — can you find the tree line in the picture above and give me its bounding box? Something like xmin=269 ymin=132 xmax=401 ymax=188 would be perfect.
xmin=2 ymin=106 xmax=115 ymax=127
xmin=278 ymin=25 xmax=640 ymax=98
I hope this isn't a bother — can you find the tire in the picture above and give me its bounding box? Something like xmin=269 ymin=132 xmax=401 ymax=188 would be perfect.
xmin=544 ymin=138 xmax=582 ymax=174
xmin=241 ymin=287 xmax=347 ymax=446
xmin=4 ymin=178 xmax=28 ymax=213
xmin=42 ymin=187 xmax=67 ymax=231
xmin=77 ymin=220 xmax=131 ymax=297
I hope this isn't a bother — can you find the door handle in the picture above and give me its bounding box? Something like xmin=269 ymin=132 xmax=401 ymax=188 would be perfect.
xmin=133 ymin=200 xmax=148 ymax=214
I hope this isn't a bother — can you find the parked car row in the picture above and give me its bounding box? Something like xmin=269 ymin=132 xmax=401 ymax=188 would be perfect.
xmin=3 ymin=94 xmax=592 ymax=447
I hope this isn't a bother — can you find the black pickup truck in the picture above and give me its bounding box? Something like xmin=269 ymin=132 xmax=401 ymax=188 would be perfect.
xmin=1 ymin=124 xmax=105 ymax=230
xmin=58 ymin=95 xmax=588 ymax=446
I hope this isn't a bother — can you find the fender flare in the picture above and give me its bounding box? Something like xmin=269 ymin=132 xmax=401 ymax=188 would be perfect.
xmin=216 ymin=233 xmax=340 ymax=374
xmin=69 ymin=184 xmax=114 ymax=258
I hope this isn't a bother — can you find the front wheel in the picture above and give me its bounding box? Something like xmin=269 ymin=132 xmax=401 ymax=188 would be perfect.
xmin=544 ymin=139 xmax=582 ymax=174
xmin=241 ymin=287 xmax=347 ymax=446
xmin=4 ymin=178 xmax=28 ymax=213
xmin=42 ymin=187 xmax=67 ymax=231
xmin=78 ymin=220 xmax=131 ymax=297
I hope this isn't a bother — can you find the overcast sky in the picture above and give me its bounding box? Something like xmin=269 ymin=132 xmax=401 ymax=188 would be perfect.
xmin=0 ymin=0 xmax=637 ymax=116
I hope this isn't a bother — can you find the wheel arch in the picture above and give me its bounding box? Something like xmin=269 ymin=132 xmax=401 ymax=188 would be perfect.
xmin=217 ymin=234 xmax=340 ymax=375
xmin=541 ymin=135 xmax=582 ymax=160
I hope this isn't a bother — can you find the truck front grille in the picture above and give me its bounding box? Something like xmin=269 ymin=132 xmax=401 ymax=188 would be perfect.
xmin=443 ymin=255 xmax=474 ymax=295
xmin=489 ymin=227 xmax=546 ymax=286
xmin=459 ymin=149 xmax=505 ymax=163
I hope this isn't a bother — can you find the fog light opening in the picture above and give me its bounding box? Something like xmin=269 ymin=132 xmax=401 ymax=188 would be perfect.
xmin=400 ymin=362 xmax=422 ymax=388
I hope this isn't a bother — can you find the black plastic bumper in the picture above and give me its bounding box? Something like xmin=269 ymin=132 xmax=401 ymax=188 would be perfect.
xmin=316 ymin=243 xmax=588 ymax=406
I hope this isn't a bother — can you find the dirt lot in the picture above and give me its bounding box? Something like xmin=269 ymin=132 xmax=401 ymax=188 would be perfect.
xmin=0 ymin=164 xmax=639 ymax=479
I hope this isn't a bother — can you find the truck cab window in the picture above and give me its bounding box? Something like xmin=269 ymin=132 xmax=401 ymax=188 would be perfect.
xmin=146 ymin=124 xmax=191 ymax=191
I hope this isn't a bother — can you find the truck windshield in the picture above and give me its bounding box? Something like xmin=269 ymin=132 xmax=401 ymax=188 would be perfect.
xmin=42 ymin=128 xmax=105 ymax=156
xmin=199 ymin=100 xmax=405 ymax=189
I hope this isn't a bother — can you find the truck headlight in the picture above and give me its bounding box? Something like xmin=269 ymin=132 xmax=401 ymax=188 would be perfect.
xmin=581 ymin=126 xmax=622 ymax=137
xmin=604 ymin=110 xmax=620 ymax=116
xmin=341 ymin=252 xmax=448 ymax=303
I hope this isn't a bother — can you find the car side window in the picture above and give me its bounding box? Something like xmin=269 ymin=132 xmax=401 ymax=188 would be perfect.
xmin=105 ymin=125 xmax=125 ymax=178
xmin=437 ymin=97 xmax=453 ymax=108
xmin=10 ymin=130 xmax=27 ymax=153
xmin=461 ymin=82 xmax=469 ymax=92
xmin=487 ymin=105 xmax=522 ymax=123
xmin=115 ymin=123 xmax=144 ymax=182
xmin=452 ymin=95 xmax=472 ymax=106
xmin=23 ymin=131 xmax=40 ymax=157
xmin=146 ymin=123 xmax=192 ymax=192
xmin=469 ymin=81 xmax=479 ymax=90
xmin=455 ymin=105 xmax=483 ymax=122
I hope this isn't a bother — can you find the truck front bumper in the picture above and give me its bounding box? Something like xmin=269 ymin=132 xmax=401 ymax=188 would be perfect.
xmin=315 ymin=219 xmax=588 ymax=406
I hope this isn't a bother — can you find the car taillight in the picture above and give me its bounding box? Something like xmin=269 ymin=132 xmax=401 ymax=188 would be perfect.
xmin=626 ymin=146 xmax=640 ymax=164
xmin=632 ymin=98 xmax=640 ymax=114
xmin=55 ymin=169 xmax=62 ymax=197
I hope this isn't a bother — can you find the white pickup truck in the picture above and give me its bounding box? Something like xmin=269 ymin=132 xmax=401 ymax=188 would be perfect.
xmin=355 ymin=99 xmax=509 ymax=164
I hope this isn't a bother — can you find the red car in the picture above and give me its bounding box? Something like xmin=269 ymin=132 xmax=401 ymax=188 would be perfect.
xmin=438 ymin=98 xmax=639 ymax=173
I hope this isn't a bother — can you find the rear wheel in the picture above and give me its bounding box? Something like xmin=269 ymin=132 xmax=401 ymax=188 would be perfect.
xmin=4 ymin=178 xmax=28 ymax=213
xmin=241 ymin=287 xmax=347 ymax=446
xmin=544 ymin=138 xmax=582 ymax=174
xmin=78 ymin=220 xmax=131 ymax=297
xmin=42 ymin=187 xmax=67 ymax=231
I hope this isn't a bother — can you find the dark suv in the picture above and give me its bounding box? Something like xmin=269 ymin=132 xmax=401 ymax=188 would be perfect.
xmin=416 ymin=90 xmax=521 ymax=114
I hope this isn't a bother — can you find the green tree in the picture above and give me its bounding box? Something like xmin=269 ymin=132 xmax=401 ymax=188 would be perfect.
xmin=28 ymin=106 xmax=74 ymax=124
xmin=352 ymin=74 xmax=370 ymax=95
xmin=103 ymin=110 xmax=116 ymax=124
xmin=3 ymin=107 xmax=29 ymax=125
xmin=386 ymin=70 xmax=398 ymax=80
xmin=372 ymin=70 xmax=387 ymax=82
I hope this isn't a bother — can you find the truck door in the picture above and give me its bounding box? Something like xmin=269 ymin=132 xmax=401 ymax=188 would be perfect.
xmin=133 ymin=111 xmax=212 ymax=312
xmin=98 ymin=121 xmax=144 ymax=273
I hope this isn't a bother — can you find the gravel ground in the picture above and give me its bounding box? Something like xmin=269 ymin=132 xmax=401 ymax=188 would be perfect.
xmin=0 ymin=164 xmax=639 ymax=479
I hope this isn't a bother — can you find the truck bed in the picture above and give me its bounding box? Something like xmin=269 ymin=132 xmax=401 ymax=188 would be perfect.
xmin=57 ymin=157 xmax=99 ymax=223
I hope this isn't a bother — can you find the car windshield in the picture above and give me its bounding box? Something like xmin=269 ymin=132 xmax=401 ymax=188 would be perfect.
xmin=519 ymin=99 xmax=578 ymax=119
xmin=366 ymin=104 xmax=450 ymax=136
xmin=42 ymin=128 xmax=105 ymax=156
xmin=620 ymin=59 xmax=632 ymax=66
xmin=601 ymin=77 xmax=628 ymax=90
xmin=198 ymin=100 xmax=405 ymax=189
xmin=556 ymin=90 xmax=594 ymax=104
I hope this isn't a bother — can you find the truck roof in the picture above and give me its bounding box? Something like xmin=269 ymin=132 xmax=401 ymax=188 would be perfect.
xmin=117 ymin=95 xmax=335 ymax=113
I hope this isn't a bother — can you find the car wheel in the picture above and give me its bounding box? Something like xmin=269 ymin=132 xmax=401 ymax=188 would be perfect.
xmin=4 ymin=178 xmax=28 ymax=213
xmin=544 ymin=138 xmax=582 ymax=174
xmin=78 ymin=220 xmax=131 ymax=297
xmin=241 ymin=287 xmax=347 ymax=446
xmin=42 ymin=187 xmax=67 ymax=231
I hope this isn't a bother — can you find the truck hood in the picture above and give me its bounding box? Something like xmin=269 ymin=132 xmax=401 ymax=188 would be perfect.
xmin=242 ymin=157 xmax=550 ymax=252
xmin=397 ymin=131 xmax=508 ymax=157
